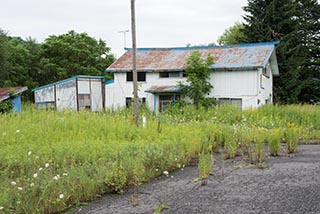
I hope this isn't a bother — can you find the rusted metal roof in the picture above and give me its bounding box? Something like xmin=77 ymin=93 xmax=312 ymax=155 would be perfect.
xmin=145 ymin=85 xmax=181 ymax=93
xmin=107 ymin=41 xmax=279 ymax=72
xmin=0 ymin=86 xmax=28 ymax=102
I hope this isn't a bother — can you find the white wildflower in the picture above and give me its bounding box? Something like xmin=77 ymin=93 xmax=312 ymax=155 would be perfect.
xmin=62 ymin=173 xmax=68 ymax=176
xmin=59 ymin=194 xmax=64 ymax=199
xmin=17 ymin=187 xmax=23 ymax=191
xmin=2 ymin=133 xmax=6 ymax=136
xmin=163 ymin=171 xmax=169 ymax=176
xmin=39 ymin=167 xmax=43 ymax=171
xmin=15 ymin=130 xmax=20 ymax=133
xmin=10 ymin=181 xmax=16 ymax=186
xmin=175 ymin=158 xmax=177 ymax=161
xmin=0 ymin=206 xmax=3 ymax=210
xmin=53 ymin=176 xmax=59 ymax=181
xmin=30 ymin=183 xmax=34 ymax=187
xmin=33 ymin=173 xmax=38 ymax=178
xmin=171 ymin=175 xmax=174 ymax=178
xmin=35 ymin=156 xmax=39 ymax=159
xmin=155 ymin=169 xmax=159 ymax=172
xmin=45 ymin=163 xmax=49 ymax=168
xmin=28 ymin=151 xmax=32 ymax=156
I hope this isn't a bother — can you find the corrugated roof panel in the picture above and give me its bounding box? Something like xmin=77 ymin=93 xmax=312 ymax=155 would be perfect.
xmin=145 ymin=85 xmax=181 ymax=93
xmin=0 ymin=87 xmax=28 ymax=102
xmin=107 ymin=41 xmax=278 ymax=72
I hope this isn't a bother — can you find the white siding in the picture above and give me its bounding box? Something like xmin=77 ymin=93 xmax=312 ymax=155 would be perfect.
xmin=106 ymin=68 xmax=274 ymax=111
xmin=34 ymin=86 xmax=55 ymax=103
xmin=56 ymin=79 xmax=77 ymax=111
xmin=108 ymin=72 xmax=187 ymax=110
xmin=90 ymin=80 xmax=103 ymax=111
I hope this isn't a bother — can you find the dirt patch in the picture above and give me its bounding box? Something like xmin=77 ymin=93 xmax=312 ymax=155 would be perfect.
xmin=68 ymin=144 xmax=320 ymax=214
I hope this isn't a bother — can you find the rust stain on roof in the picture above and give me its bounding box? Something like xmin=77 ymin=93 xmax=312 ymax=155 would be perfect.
xmin=0 ymin=87 xmax=28 ymax=102
xmin=107 ymin=42 xmax=279 ymax=72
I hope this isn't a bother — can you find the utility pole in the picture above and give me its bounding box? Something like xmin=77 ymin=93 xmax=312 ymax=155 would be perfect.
xmin=131 ymin=0 xmax=139 ymax=127
xmin=118 ymin=30 xmax=129 ymax=48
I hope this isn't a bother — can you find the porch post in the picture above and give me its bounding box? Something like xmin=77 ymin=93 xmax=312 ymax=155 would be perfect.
xmin=173 ymin=94 xmax=176 ymax=105
xmin=153 ymin=94 xmax=157 ymax=114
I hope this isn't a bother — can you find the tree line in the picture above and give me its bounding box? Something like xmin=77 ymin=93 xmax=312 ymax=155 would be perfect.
xmin=218 ymin=0 xmax=320 ymax=104
xmin=0 ymin=30 xmax=115 ymax=100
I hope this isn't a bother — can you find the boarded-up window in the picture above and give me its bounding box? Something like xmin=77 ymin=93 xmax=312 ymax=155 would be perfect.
xmin=79 ymin=94 xmax=91 ymax=110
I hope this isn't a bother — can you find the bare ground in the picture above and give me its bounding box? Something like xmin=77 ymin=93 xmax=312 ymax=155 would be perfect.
xmin=68 ymin=144 xmax=320 ymax=214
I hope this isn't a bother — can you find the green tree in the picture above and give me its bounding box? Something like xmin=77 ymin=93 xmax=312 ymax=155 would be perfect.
xmin=179 ymin=51 xmax=214 ymax=109
xmin=217 ymin=22 xmax=245 ymax=45
xmin=241 ymin=0 xmax=320 ymax=103
xmin=38 ymin=30 xmax=115 ymax=85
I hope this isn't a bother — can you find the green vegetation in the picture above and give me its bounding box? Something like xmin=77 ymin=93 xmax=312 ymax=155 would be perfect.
xmin=0 ymin=104 xmax=319 ymax=213
xmin=217 ymin=22 xmax=245 ymax=45
xmin=241 ymin=0 xmax=320 ymax=104
xmin=179 ymin=50 xmax=214 ymax=109
xmin=0 ymin=29 xmax=115 ymax=100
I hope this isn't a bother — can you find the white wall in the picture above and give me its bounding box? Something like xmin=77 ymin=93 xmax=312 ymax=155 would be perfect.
xmin=106 ymin=67 xmax=274 ymax=111
xmin=210 ymin=70 xmax=259 ymax=109
xmin=34 ymin=86 xmax=55 ymax=103
xmin=56 ymin=79 xmax=77 ymax=111
xmin=107 ymin=72 xmax=187 ymax=110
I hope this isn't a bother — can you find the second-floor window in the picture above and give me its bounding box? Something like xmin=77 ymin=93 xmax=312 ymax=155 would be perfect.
xmin=126 ymin=72 xmax=146 ymax=82
xmin=159 ymin=71 xmax=181 ymax=78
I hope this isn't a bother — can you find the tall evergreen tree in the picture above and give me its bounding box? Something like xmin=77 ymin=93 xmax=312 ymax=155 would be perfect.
xmin=241 ymin=0 xmax=319 ymax=103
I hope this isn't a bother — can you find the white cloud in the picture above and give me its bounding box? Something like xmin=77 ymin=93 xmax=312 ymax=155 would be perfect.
xmin=0 ymin=0 xmax=247 ymax=57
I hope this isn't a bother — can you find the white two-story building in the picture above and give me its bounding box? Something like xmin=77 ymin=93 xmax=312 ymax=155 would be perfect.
xmin=105 ymin=41 xmax=279 ymax=112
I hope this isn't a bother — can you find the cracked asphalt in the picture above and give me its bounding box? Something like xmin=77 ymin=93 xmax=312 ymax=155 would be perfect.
xmin=69 ymin=144 xmax=320 ymax=214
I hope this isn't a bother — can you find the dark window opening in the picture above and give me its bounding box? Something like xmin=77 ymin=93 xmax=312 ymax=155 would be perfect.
xmin=126 ymin=97 xmax=146 ymax=108
xmin=182 ymin=70 xmax=188 ymax=77
xmin=159 ymin=72 xmax=169 ymax=78
xmin=126 ymin=72 xmax=146 ymax=82
xmin=159 ymin=71 xmax=181 ymax=78
xmin=126 ymin=97 xmax=132 ymax=108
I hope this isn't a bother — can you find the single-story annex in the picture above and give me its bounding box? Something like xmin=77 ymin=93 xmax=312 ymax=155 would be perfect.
xmin=33 ymin=75 xmax=105 ymax=111
xmin=0 ymin=86 xmax=28 ymax=112
xmin=105 ymin=41 xmax=280 ymax=112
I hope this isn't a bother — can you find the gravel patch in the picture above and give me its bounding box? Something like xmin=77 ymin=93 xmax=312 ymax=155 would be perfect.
xmin=68 ymin=144 xmax=320 ymax=214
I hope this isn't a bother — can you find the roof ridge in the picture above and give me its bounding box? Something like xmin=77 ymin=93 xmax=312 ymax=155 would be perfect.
xmin=124 ymin=41 xmax=280 ymax=51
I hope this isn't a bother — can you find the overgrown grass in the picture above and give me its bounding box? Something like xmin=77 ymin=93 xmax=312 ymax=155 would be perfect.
xmin=0 ymin=104 xmax=319 ymax=213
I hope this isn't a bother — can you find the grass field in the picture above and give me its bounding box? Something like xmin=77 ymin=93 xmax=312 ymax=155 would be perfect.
xmin=0 ymin=104 xmax=319 ymax=213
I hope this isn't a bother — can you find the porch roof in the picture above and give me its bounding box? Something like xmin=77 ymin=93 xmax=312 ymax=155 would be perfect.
xmin=145 ymin=85 xmax=181 ymax=94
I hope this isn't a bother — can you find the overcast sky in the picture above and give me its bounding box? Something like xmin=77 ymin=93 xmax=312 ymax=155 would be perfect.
xmin=0 ymin=0 xmax=248 ymax=58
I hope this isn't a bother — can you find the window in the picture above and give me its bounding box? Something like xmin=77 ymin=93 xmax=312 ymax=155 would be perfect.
xmin=169 ymin=72 xmax=180 ymax=78
xmin=159 ymin=71 xmax=181 ymax=78
xmin=35 ymin=102 xmax=55 ymax=110
xmin=159 ymin=95 xmax=180 ymax=112
xmin=79 ymin=94 xmax=91 ymax=110
xmin=126 ymin=72 xmax=146 ymax=82
xmin=159 ymin=72 xmax=169 ymax=78
xmin=260 ymin=74 xmax=266 ymax=89
xmin=126 ymin=97 xmax=132 ymax=107
xmin=182 ymin=70 xmax=188 ymax=77
xmin=126 ymin=97 xmax=146 ymax=108
xmin=219 ymin=98 xmax=242 ymax=109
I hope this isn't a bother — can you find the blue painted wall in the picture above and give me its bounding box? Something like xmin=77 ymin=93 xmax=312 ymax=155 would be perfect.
xmin=11 ymin=96 xmax=21 ymax=112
